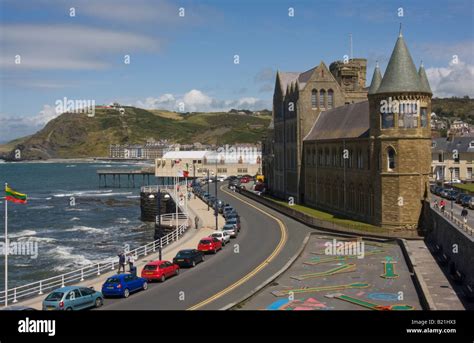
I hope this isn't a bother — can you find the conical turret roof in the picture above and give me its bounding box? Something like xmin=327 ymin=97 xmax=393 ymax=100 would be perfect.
xmin=368 ymin=63 xmax=383 ymax=95
xmin=418 ymin=63 xmax=432 ymax=94
xmin=376 ymin=32 xmax=423 ymax=94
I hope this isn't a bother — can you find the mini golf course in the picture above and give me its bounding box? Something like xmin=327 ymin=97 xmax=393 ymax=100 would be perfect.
xmin=271 ymin=282 xmax=370 ymax=297
xmin=325 ymin=293 xmax=414 ymax=310
xmin=291 ymin=263 xmax=356 ymax=280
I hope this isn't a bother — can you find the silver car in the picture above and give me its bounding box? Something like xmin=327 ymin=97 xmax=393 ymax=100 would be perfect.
xmin=211 ymin=231 xmax=231 ymax=245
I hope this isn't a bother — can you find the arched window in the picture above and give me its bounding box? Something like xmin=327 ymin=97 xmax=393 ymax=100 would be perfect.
xmin=319 ymin=89 xmax=326 ymax=108
xmin=327 ymin=89 xmax=334 ymax=108
xmin=387 ymin=147 xmax=396 ymax=171
xmin=311 ymin=89 xmax=317 ymax=109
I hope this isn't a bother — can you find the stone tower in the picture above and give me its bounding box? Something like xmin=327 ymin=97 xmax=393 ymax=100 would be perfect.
xmin=368 ymin=30 xmax=432 ymax=229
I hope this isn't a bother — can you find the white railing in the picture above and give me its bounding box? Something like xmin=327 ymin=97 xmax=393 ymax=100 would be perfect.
xmin=433 ymin=206 xmax=473 ymax=237
xmin=0 ymin=183 xmax=191 ymax=306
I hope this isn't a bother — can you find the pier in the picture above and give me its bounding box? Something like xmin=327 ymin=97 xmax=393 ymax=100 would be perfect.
xmin=97 ymin=168 xmax=155 ymax=188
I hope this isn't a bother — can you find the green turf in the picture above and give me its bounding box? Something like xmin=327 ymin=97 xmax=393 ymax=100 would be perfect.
xmin=454 ymin=183 xmax=474 ymax=193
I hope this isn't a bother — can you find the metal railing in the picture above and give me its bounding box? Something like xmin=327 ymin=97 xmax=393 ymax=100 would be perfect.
xmin=0 ymin=183 xmax=191 ymax=306
xmin=432 ymin=205 xmax=473 ymax=236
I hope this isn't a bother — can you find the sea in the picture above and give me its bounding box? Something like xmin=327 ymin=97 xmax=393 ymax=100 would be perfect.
xmin=0 ymin=161 xmax=156 ymax=290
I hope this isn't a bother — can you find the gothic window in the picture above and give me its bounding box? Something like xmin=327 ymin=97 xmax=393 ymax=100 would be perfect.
xmin=420 ymin=107 xmax=428 ymax=127
xmin=319 ymin=89 xmax=326 ymax=108
xmin=327 ymin=89 xmax=334 ymax=109
xmin=381 ymin=102 xmax=394 ymax=129
xmin=311 ymin=89 xmax=317 ymax=109
xmin=387 ymin=147 xmax=396 ymax=171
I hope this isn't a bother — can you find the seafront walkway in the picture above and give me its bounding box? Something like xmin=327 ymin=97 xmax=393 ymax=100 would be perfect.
xmin=12 ymin=191 xmax=225 ymax=309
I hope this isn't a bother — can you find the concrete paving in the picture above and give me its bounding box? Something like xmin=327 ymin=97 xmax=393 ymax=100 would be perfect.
xmin=404 ymin=240 xmax=465 ymax=310
xmin=239 ymin=234 xmax=422 ymax=311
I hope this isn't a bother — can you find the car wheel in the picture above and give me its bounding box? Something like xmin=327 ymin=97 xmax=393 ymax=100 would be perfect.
xmin=192 ymin=261 xmax=196 ymax=267
xmin=160 ymin=275 xmax=165 ymax=282
xmin=123 ymin=289 xmax=130 ymax=298
xmin=66 ymin=307 xmax=73 ymax=311
xmin=95 ymin=297 xmax=103 ymax=308
xmin=175 ymin=268 xmax=180 ymax=275
xmin=201 ymin=255 xmax=205 ymax=262
xmin=143 ymin=282 xmax=148 ymax=290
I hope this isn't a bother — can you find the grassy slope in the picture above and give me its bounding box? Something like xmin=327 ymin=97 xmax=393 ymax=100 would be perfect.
xmin=0 ymin=107 xmax=271 ymax=158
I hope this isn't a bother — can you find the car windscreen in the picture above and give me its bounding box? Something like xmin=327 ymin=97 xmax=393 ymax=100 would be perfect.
xmin=223 ymin=225 xmax=234 ymax=230
xmin=200 ymin=240 xmax=212 ymax=244
xmin=143 ymin=265 xmax=158 ymax=271
xmin=45 ymin=292 xmax=64 ymax=301
xmin=105 ymin=277 xmax=120 ymax=284
xmin=176 ymin=251 xmax=193 ymax=258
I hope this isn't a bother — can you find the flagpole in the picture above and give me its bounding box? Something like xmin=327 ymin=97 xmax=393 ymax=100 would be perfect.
xmin=4 ymin=182 xmax=8 ymax=307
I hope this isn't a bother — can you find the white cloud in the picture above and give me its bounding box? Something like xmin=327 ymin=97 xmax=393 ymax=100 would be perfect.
xmin=136 ymin=89 xmax=270 ymax=112
xmin=0 ymin=24 xmax=159 ymax=70
xmin=426 ymin=59 xmax=474 ymax=97
xmin=0 ymin=105 xmax=60 ymax=142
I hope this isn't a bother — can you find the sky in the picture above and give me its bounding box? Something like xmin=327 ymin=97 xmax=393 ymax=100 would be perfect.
xmin=0 ymin=0 xmax=473 ymax=142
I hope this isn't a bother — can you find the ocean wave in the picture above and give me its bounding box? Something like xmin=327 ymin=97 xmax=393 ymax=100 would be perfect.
xmin=17 ymin=236 xmax=57 ymax=243
xmin=126 ymin=195 xmax=140 ymax=199
xmin=53 ymin=189 xmax=113 ymax=198
xmin=47 ymin=246 xmax=94 ymax=272
xmin=28 ymin=205 xmax=54 ymax=210
xmin=64 ymin=208 xmax=90 ymax=212
xmin=116 ymin=218 xmax=130 ymax=224
xmin=70 ymin=217 xmax=81 ymax=221
xmin=0 ymin=229 xmax=37 ymax=239
xmin=66 ymin=165 xmax=76 ymax=168
xmin=64 ymin=226 xmax=105 ymax=234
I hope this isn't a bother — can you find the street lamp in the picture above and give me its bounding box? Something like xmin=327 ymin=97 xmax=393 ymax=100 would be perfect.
xmin=449 ymin=167 xmax=454 ymax=216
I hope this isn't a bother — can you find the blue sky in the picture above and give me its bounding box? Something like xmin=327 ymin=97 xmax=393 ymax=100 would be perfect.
xmin=0 ymin=0 xmax=473 ymax=142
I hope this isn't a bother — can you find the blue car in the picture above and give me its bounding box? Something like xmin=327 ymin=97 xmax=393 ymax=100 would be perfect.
xmin=101 ymin=274 xmax=148 ymax=298
xmin=42 ymin=286 xmax=104 ymax=311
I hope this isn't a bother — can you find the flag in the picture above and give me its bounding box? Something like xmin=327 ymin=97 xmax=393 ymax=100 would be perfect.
xmin=5 ymin=185 xmax=27 ymax=204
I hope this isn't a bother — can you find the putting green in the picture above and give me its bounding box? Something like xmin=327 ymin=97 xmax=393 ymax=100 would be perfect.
xmin=291 ymin=263 xmax=356 ymax=281
xmin=381 ymin=257 xmax=399 ymax=279
xmin=271 ymin=282 xmax=370 ymax=297
xmin=329 ymin=293 xmax=414 ymax=310
xmin=305 ymin=250 xmax=385 ymax=265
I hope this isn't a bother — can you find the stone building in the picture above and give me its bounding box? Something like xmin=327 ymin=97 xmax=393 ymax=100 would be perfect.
xmin=268 ymin=57 xmax=368 ymax=202
xmin=431 ymin=137 xmax=474 ymax=182
xmin=301 ymin=31 xmax=432 ymax=229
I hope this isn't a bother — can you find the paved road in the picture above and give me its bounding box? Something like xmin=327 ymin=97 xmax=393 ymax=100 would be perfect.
xmin=430 ymin=193 xmax=474 ymax=230
xmin=98 ymin=184 xmax=311 ymax=310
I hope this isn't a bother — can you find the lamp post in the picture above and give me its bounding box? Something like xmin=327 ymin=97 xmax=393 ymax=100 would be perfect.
xmin=214 ymin=163 xmax=218 ymax=230
xmin=207 ymin=169 xmax=210 ymax=211
xmin=449 ymin=167 xmax=454 ymax=217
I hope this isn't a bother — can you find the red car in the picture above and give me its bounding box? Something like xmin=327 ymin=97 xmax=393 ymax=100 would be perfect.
xmin=140 ymin=260 xmax=180 ymax=282
xmin=240 ymin=177 xmax=250 ymax=183
xmin=197 ymin=236 xmax=223 ymax=254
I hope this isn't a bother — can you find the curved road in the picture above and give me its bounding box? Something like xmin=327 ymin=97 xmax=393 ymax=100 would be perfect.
xmin=97 ymin=185 xmax=311 ymax=310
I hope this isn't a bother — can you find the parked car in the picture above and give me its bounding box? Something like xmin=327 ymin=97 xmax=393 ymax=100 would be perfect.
xmin=224 ymin=209 xmax=239 ymax=219
xmin=101 ymin=274 xmax=148 ymax=298
xmin=173 ymin=249 xmax=204 ymax=267
xmin=226 ymin=218 xmax=241 ymax=231
xmin=211 ymin=231 xmax=231 ymax=246
xmin=240 ymin=176 xmax=250 ymax=183
xmin=469 ymin=197 xmax=474 ymax=210
xmin=198 ymin=236 xmax=223 ymax=254
xmin=445 ymin=190 xmax=459 ymax=200
xmin=461 ymin=195 xmax=472 ymax=207
xmin=434 ymin=186 xmax=445 ymax=196
xmin=456 ymin=193 xmax=469 ymax=204
xmin=223 ymin=205 xmax=234 ymax=214
xmin=225 ymin=211 xmax=240 ymax=221
xmin=42 ymin=286 xmax=104 ymax=311
xmin=440 ymin=188 xmax=453 ymax=198
xmin=141 ymin=260 xmax=180 ymax=282
xmin=222 ymin=224 xmax=238 ymax=238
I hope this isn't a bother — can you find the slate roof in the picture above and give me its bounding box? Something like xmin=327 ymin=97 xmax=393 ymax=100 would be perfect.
xmin=278 ymin=71 xmax=300 ymax=92
xmin=418 ymin=64 xmax=432 ymax=94
xmin=432 ymin=137 xmax=474 ymax=153
xmin=368 ymin=64 xmax=383 ymax=95
xmin=304 ymin=101 xmax=370 ymax=141
xmin=376 ymin=33 xmax=425 ymax=94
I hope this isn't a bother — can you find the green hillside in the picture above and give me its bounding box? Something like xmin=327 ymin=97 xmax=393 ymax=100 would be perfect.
xmin=0 ymin=107 xmax=271 ymax=160
xmin=432 ymin=97 xmax=474 ymax=124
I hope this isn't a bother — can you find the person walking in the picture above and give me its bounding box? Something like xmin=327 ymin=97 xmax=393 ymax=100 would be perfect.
xmin=461 ymin=207 xmax=468 ymax=225
xmin=194 ymin=216 xmax=199 ymax=230
xmin=433 ymin=199 xmax=438 ymax=209
xmin=439 ymin=199 xmax=446 ymax=213
xmin=127 ymin=253 xmax=135 ymax=272
xmin=117 ymin=252 xmax=126 ymax=274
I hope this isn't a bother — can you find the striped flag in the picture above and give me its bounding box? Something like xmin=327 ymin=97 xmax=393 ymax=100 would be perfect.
xmin=5 ymin=185 xmax=27 ymax=204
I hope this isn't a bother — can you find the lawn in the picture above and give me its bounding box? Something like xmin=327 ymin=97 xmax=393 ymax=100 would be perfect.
xmin=264 ymin=195 xmax=388 ymax=234
xmin=454 ymin=183 xmax=474 ymax=193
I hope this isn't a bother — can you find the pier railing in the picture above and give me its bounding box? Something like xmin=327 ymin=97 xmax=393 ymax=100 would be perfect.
xmin=433 ymin=205 xmax=473 ymax=236
xmin=0 ymin=184 xmax=191 ymax=306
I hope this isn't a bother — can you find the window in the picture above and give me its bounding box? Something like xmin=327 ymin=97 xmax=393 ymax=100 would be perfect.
xmin=387 ymin=147 xmax=396 ymax=171
xmin=438 ymin=153 xmax=444 ymax=163
xmin=327 ymin=89 xmax=334 ymax=109
xmin=381 ymin=103 xmax=394 ymax=129
xmin=319 ymin=90 xmax=326 ymax=108
xmin=420 ymin=107 xmax=428 ymax=127
xmin=311 ymin=89 xmax=317 ymax=109
xmin=468 ymin=168 xmax=472 ymax=180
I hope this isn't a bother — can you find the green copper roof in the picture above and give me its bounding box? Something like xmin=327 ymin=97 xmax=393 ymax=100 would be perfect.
xmin=418 ymin=63 xmax=432 ymax=94
xmin=368 ymin=63 xmax=383 ymax=95
xmin=376 ymin=34 xmax=423 ymax=94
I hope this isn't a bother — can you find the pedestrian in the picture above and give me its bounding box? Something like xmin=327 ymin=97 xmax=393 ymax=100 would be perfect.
xmin=461 ymin=207 xmax=468 ymax=225
xmin=188 ymin=191 xmax=191 ymax=201
xmin=117 ymin=252 xmax=126 ymax=274
xmin=195 ymin=216 xmax=199 ymax=230
xmin=439 ymin=199 xmax=446 ymax=213
xmin=127 ymin=253 xmax=135 ymax=272
xmin=433 ymin=199 xmax=438 ymax=209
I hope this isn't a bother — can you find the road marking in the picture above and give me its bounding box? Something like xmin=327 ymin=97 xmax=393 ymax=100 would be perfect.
xmin=187 ymin=187 xmax=288 ymax=310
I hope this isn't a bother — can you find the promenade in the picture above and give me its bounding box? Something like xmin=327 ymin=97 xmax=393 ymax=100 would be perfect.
xmin=12 ymin=193 xmax=225 ymax=309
